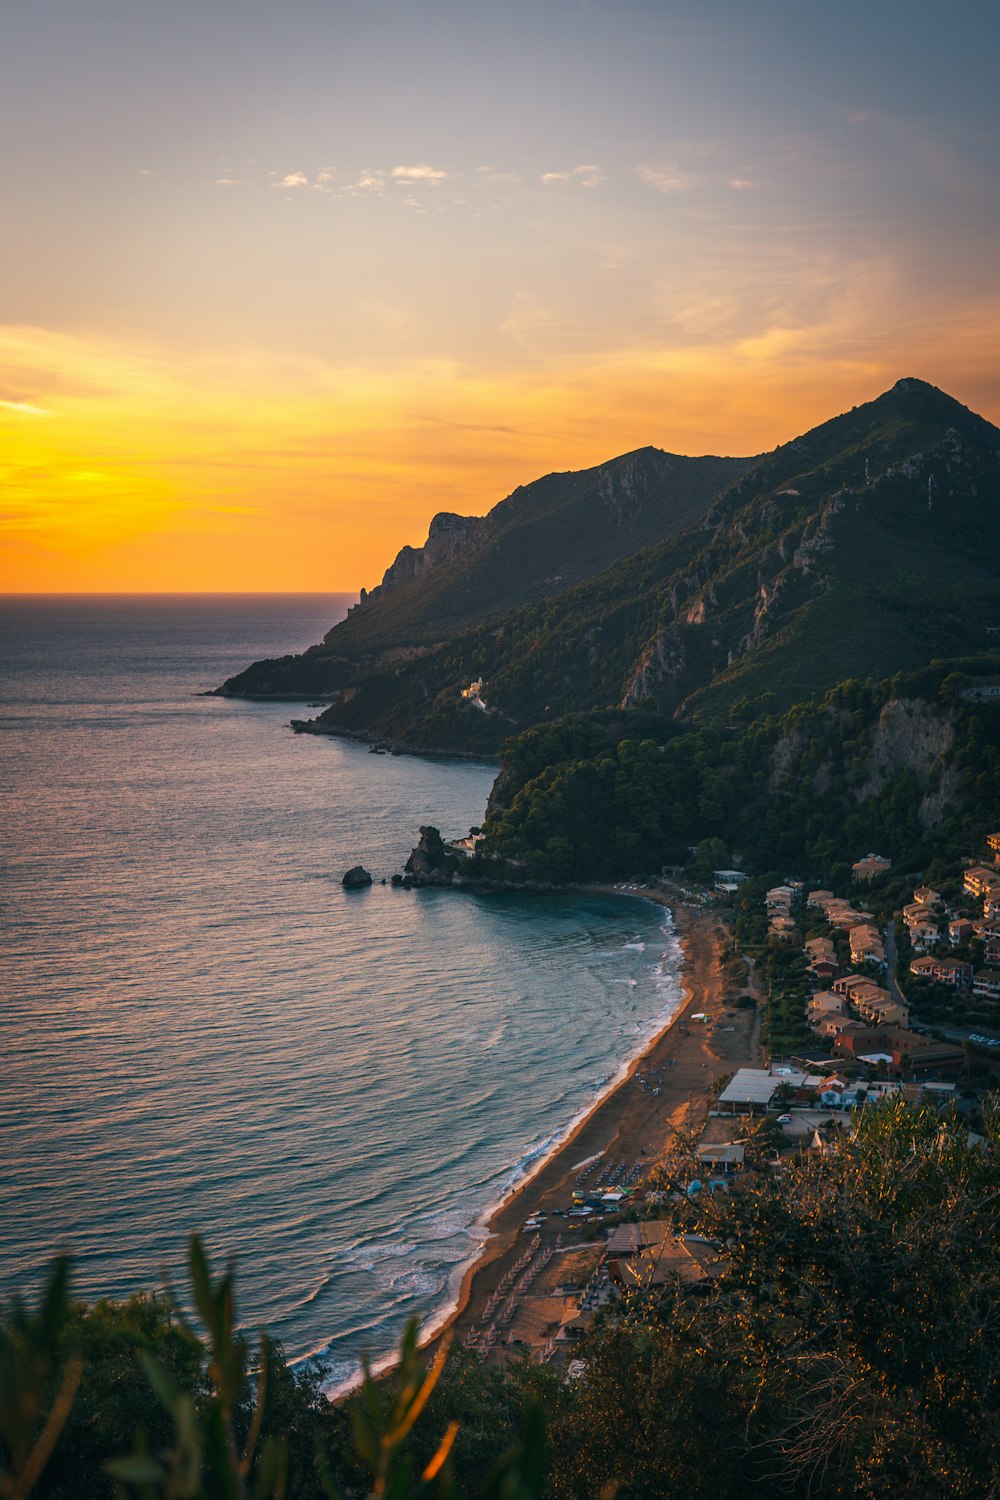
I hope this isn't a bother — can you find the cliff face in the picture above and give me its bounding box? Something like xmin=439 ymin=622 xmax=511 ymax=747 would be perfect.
xmin=354 ymin=512 xmax=484 ymax=611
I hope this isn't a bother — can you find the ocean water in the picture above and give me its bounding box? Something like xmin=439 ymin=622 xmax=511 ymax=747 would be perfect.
xmin=0 ymin=595 xmax=682 ymax=1383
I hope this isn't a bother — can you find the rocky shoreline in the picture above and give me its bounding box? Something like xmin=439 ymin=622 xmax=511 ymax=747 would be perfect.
xmin=292 ymin=717 xmax=500 ymax=763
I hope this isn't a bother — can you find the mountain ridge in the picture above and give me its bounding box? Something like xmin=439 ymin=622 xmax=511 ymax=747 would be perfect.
xmin=218 ymin=378 xmax=1000 ymax=758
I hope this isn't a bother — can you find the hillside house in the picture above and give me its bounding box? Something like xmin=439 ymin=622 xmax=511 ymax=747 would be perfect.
xmin=910 ymin=955 xmax=972 ymax=989
xmin=853 ymin=854 xmax=892 ymax=882
xmin=833 ymin=975 xmax=886 ymax=1003
xmin=948 ymin=919 xmax=974 ymax=944
xmin=964 ymin=866 xmax=1000 ymax=899
xmin=933 ymin=956 xmax=974 ymax=989
xmin=909 ymin=921 xmax=942 ymax=951
xmin=815 ymin=1015 xmax=865 ymax=1041
xmin=804 ymin=935 xmax=838 ymax=978
xmin=807 ymin=992 xmax=846 ymax=1025
xmin=854 ymin=995 xmax=909 ymax=1028
xmin=849 ymin=924 xmax=885 ymax=965
xmin=807 ymin=889 xmax=835 ymax=909
xmin=987 ymin=832 xmax=1000 ymax=854
xmin=913 ymin=886 xmax=943 ymax=908
xmin=972 ymin=969 xmax=1000 ymax=999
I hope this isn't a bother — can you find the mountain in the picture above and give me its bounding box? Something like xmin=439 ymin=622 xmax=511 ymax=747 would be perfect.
xmin=215 ymin=447 xmax=752 ymax=705
xmin=219 ymin=379 xmax=1000 ymax=757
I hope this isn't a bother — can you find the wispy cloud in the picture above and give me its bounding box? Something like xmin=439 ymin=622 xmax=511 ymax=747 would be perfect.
xmin=636 ymin=165 xmax=690 ymax=193
xmin=540 ymin=163 xmax=604 ymax=189
xmin=391 ymin=163 xmax=450 ymax=185
xmin=728 ymin=178 xmax=759 ymax=190
xmin=275 ymin=171 xmax=309 ymax=189
xmin=476 ymin=166 xmax=521 ymax=186
xmin=0 ymin=398 xmax=50 ymax=416
xmin=215 ymin=178 xmax=239 ymax=187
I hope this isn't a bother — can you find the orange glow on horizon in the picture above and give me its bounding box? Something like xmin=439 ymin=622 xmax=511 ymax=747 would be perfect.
xmin=3 ymin=320 xmax=999 ymax=594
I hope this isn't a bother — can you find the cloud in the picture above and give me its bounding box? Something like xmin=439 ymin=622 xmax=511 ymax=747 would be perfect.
xmin=391 ymin=163 xmax=450 ymax=185
xmin=138 ymin=168 xmax=152 ymax=177
xmin=540 ymin=163 xmax=604 ymax=189
xmin=275 ymin=171 xmax=309 ymax=189
xmin=339 ymin=170 xmax=387 ymax=198
xmin=215 ymin=178 xmax=239 ymax=187
xmin=476 ymin=166 xmax=521 ymax=186
xmin=728 ymin=178 xmax=759 ymax=190
xmin=636 ymin=165 xmax=689 ymax=193
xmin=0 ymin=399 xmax=50 ymax=416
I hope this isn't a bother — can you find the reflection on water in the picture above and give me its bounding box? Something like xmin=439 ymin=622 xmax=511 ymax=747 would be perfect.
xmin=1 ymin=595 xmax=682 ymax=1379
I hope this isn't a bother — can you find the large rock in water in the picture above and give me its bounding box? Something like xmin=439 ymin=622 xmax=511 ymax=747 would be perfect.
xmin=403 ymin=826 xmax=458 ymax=886
xmin=342 ymin=865 xmax=373 ymax=889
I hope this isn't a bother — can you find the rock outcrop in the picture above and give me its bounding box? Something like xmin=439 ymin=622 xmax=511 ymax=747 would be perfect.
xmin=341 ymin=865 xmax=373 ymax=889
xmin=356 ymin=512 xmax=484 ymax=609
xmin=401 ymin=826 xmax=459 ymax=886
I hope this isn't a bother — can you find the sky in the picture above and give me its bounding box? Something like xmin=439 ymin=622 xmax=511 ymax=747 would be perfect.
xmin=3 ymin=0 xmax=1000 ymax=591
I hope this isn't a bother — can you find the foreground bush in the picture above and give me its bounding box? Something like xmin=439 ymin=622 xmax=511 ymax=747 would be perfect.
xmin=3 ymin=1100 xmax=1000 ymax=1498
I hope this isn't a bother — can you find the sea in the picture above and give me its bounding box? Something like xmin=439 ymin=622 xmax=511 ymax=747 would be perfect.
xmin=0 ymin=594 xmax=683 ymax=1386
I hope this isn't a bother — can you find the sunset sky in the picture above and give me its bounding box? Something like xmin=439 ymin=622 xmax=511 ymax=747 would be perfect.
xmin=4 ymin=0 xmax=999 ymax=591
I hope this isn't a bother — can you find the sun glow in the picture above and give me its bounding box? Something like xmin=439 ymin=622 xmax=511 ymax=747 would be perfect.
xmin=4 ymin=307 xmax=998 ymax=594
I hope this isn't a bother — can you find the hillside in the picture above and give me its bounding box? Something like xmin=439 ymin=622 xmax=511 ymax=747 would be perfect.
xmin=216 ymin=379 xmax=1000 ymax=761
xmin=476 ymin=662 xmax=1000 ymax=880
xmin=215 ymin=446 xmax=750 ymax=704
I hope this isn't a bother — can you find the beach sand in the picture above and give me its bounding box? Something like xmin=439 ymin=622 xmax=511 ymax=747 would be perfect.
xmin=426 ymin=887 xmax=763 ymax=1356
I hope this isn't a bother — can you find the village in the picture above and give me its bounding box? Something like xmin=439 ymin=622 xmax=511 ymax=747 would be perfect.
xmin=448 ymin=829 xmax=1000 ymax=1373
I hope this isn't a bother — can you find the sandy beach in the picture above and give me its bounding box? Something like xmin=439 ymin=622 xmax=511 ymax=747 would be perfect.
xmin=425 ymin=886 xmax=763 ymax=1358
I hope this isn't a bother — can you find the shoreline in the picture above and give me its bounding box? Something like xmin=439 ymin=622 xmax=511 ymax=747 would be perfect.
xmin=323 ymin=882 xmax=762 ymax=1399
xmin=415 ymin=884 xmax=759 ymax=1366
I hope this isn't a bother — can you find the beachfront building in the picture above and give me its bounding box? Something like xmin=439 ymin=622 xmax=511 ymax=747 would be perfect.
xmin=717 ymin=1069 xmax=784 ymax=1113
xmin=696 ymin=1142 xmax=745 ymax=1175
xmin=717 ymin=1068 xmax=815 ymax=1114
xmin=834 ymin=1026 xmax=966 ymax=1077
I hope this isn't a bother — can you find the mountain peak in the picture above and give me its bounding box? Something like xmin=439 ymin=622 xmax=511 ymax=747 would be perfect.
xmin=890 ymin=376 xmax=937 ymax=393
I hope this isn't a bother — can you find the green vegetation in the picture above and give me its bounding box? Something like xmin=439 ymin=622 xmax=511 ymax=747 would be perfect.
xmin=476 ymin=664 xmax=1000 ymax=882
xmin=6 ymin=1103 xmax=1000 ymax=1498
xmin=221 ymin=379 xmax=1000 ymax=768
